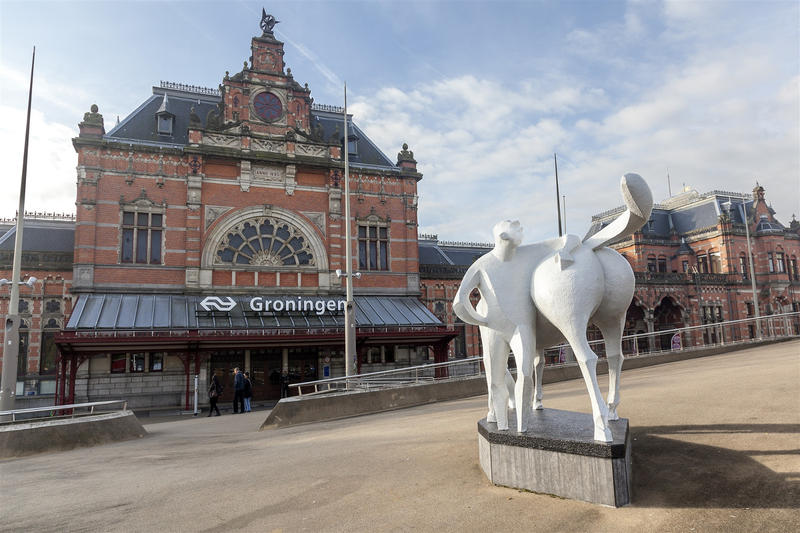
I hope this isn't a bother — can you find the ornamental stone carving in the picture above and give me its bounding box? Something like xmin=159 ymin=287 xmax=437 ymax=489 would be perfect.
xmin=252 ymin=164 xmax=284 ymax=183
xmin=204 ymin=133 xmax=240 ymax=148
xmin=251 ymin=137 xmax=286 ymax=153
xmin=295 ymin=143 xmax=327 ymax=158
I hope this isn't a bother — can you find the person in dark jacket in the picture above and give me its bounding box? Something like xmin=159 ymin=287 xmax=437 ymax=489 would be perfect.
xmin=232 ymin=367 xmax=245 ymax=414
xmin=207 ymin=374 xmax=222 ymax=417
xmin=243 ymin=371 xmax=253 ymax=413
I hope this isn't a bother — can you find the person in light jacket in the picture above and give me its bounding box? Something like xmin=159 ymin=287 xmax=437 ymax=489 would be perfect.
xmin=243 ymin=371 xmax=253 ymax=413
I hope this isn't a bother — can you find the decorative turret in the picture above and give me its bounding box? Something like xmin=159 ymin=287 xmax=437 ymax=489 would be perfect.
xmin=397 ymin=143 xmax=417 ymax=171
xmin=78 ymin=104 xmax=105 ymax=138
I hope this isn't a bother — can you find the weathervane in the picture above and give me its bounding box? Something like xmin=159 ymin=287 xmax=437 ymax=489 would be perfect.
xmin=260 ymin=8 xmax=279 ymax=34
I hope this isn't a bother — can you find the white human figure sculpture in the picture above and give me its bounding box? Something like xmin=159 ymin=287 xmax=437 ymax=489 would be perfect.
xmin=453 ymin=221 xmax=565 ymax=432
xmin=453 ymin=174 xmax=653 ymax=442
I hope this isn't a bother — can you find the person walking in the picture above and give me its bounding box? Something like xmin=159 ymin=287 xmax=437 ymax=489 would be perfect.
xmin=243 ymin=371 xmax=253 ymax=413
xmin=232 ymin=367 xmax=245 ymax=414
xmin=207 ymin=374 xmax=222 ymax=417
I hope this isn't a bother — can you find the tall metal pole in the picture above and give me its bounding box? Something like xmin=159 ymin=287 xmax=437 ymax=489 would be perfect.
xmin=1 ymin=47 xmax=35 ymax=413
xmin=741 ymin=200 xmax=761 ymax=339
xmin=343 ymin=84 xmax=357 ymax=379
xmin=554 ymin=153 xmax=563 ymax=237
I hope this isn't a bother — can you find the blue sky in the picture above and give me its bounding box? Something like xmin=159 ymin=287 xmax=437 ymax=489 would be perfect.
xmin=1 ymin=0 xmax=798 ymax=243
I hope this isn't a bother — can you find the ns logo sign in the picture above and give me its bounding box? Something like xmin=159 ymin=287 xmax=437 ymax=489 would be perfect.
xmin=199 ymin=296 xmax=237 ymax=312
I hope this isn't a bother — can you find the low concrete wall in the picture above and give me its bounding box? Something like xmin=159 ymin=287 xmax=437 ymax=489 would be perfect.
xmin=261 ymin=338 xmax=793 ymax=430
xmin=260 ymin=378 xmax=487 ymax=430
xmin=0 ymin=411 xmax=147 ymax=459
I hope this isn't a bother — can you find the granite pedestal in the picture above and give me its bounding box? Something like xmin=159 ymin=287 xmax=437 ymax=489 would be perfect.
xmin=478 ymin=408 xmax=632 ymax=507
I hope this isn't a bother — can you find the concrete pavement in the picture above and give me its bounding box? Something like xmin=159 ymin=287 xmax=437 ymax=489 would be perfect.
xmin=1 ymin=340 xmax=798 ymax=532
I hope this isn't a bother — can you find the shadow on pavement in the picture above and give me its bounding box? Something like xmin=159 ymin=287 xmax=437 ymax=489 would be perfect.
xmin=632 ymin=424 xmax=800 ymax=509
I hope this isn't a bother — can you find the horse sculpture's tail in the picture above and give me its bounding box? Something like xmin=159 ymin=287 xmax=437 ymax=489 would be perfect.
xmin=582 ymin=173 xmax=653 ymax=250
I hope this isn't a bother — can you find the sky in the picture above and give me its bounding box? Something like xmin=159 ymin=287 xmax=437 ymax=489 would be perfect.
xmin=1 ymin=0 xmax=798 ymax=243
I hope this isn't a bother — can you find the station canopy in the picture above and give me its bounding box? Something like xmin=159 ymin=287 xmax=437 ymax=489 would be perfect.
xmin=59 ymin=294 xmax=453 ymax=352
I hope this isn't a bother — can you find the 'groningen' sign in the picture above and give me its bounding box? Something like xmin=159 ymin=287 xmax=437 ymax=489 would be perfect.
xmin=200 ymin=296 xmax=345 ymax=315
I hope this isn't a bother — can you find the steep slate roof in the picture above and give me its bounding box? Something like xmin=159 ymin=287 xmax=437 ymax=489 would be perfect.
xmin=311 ymin=109 xmax=396 ymax=169
xmin=106 ymin=87 xmax=219 ymax=147
xmin=0 ymin=220 xmax=75 ymax=252
xmin=418 ymin=238 xmax=490 ymax=268
xmin=586 ymin=189 xmax=775 ymax=241
xmin=105 ymin=85 xmax=397 ymax=171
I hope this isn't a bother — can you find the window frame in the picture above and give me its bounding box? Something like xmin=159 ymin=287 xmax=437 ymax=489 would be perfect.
xmin=157 ymin=114 xmax=174 ymax=135
xmin=120 ymin=209 xmax=164 ymax=265
xmin=357 ymin=220 xmax=390 ymax=271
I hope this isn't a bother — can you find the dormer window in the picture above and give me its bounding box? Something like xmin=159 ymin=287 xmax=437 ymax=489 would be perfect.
xmin=155 ymin=93 xmax=174 ymax=135
xmin=344 ymin=131 xmax=358 ymax=156
xmin=157 ymin=114 xmax=173 ymax=135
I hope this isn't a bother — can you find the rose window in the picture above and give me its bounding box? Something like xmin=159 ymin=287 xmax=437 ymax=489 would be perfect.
xmin=215 ymin=218 xmax=314 ymax=266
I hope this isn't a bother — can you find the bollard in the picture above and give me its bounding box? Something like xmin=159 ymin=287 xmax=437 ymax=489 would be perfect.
xmin=193 ymin=375 xmax=199 ymax=416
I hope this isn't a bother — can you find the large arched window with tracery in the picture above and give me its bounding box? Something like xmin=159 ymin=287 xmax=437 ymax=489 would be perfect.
xmin=215 ymin=217 xmax=315 ymax=267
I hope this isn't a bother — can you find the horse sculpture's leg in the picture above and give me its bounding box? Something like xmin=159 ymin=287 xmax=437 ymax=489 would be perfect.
xmin=510 ymin=327 xmax=535 ymax=432
xmin=532 ymin=244 xmax=611 ymax=442
xmin=560 ymin=324 xmax=613 ymax=442
xmin=593 ymin=247 xmax=636 ymax=423
xmin=532 ymin=347 xmax=545 ymax=410
xmin=594 ymin=315 xmax=625 ymax=421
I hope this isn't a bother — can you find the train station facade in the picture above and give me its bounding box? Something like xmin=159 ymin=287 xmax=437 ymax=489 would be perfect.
xmin=4 ymin=17 xmax=454 ymax=409
xmin=1 ymin=13 xmax=798 ymax=411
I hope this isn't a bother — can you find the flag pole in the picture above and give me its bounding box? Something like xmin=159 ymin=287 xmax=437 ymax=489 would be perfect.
xmin=343 ymin=83 xmax=357 ymax=380
xmin=554 ymin=153 xmax=563 ymax=237
xmin=1 ymin=47 xmax=35 ymax=414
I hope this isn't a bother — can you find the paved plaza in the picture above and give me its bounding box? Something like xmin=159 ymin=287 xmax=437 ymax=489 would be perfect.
xmin=2 ymin=340 xmax=799 ymax=532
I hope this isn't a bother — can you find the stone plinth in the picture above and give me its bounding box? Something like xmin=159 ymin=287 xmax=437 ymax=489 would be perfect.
xmin=478 ymin=408 xmax=632 ymax=507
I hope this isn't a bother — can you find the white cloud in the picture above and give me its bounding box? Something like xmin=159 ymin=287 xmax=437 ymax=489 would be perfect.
xmin=0 ymin=106 xmax=77 ymax=216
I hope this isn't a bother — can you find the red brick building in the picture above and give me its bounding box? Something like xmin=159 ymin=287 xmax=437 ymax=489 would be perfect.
xmin=0 ymin=215 xmax=74 ymax=403
xmin=52 ymin=15 xmax=452 ymax=409
xmin=418 ymin=184 xmax=800 ymax=360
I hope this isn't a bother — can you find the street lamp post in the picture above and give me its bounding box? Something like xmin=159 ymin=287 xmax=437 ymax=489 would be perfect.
xmin=740 ymin=201 xmax=762 ymax=339
xmin=341 ymin=83 xmax=358 ymax=380
xmin=723 ymin=199 xmax=761 ymax=340
xmin=0 ymin=48 xmax=35 ymax=415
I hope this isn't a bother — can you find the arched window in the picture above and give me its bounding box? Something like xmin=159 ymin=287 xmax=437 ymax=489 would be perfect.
xmin=739 ymin=253 xmax=748 ymax=280
xmin=697 ymin=253 xmax=709 ymax=273
xmin=775 ymin=247 xmax=786 ymax=273
xmin=40 ymin=318 xmax=60 ymax=375
xmin=215 ymin=218 xmax=315 ymax=267
xmin=18 ymin=319 xmax=29 ymax=377
xmin=791 ymin=256 xmax=798 ymax=281
xmin=709 ymin=250 xmax=721 ymax=274
xmin=647 ymin=255 xmax=657 ymax=273
xmin=657 ymin=255 xmax=667 ymax=273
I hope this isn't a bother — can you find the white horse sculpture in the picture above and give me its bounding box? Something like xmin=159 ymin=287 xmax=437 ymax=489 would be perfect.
xmin=453 ymin=173 xmax=653 ymax=442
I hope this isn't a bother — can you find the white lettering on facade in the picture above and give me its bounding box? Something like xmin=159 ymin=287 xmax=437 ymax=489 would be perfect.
xmin=204 ymin=296 xmax=345 ymax=315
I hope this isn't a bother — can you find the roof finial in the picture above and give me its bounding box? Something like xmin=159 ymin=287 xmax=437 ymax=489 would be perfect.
xmin=260 ymin=9 xmax=279 ymax=35
xmin=157 ymin=93 xmax=169 ymax=114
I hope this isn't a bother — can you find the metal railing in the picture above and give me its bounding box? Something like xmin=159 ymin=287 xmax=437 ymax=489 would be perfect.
xmin=0 ymin=400 xmax=128 ymax=423
xmin=290 ymin=357 xmax=484 ymax=396
xmin=289 ymin=312 xmax=800 ymax=396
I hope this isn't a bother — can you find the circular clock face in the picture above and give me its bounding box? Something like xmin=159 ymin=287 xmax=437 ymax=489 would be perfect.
xmin=253 ymin=92 xmax=282 ymax=122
